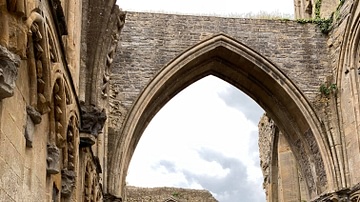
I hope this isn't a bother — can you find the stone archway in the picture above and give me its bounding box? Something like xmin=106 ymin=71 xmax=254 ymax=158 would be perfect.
xmin=336 ymin=0 xmax=360 ymax=190
xmin=107 ymin=34 xmax=335 ymax=199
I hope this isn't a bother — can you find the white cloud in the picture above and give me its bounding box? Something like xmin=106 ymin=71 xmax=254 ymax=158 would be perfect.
xmin=118 ymin=0 xmax=294 ymax=16
xmin=126 ymin=76 xmax=265 ymax=201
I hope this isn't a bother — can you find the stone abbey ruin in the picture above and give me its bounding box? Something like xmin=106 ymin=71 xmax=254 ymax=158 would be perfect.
xmin=1 ymin=0 xmax=360 ymax=201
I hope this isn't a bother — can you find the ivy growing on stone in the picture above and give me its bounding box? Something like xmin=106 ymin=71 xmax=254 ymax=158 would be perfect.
xmin=296 ymin=0 xmax=343 ymax=34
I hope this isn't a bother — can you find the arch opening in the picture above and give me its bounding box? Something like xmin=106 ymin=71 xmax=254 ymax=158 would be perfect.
xmin=108 ymin=34 xmax=335 ymax=199
xmin=126 ymin=76 xmax=266 ymax=201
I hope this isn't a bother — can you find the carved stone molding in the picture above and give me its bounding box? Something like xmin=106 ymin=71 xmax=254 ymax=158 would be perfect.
xmin=0 ymin=45 xmax=20 ymax=100
xmin=316 ymin=183 xmax=360 ymax=201
xmin=47 ymin=144 xmax=60 ymax=174
xmin=80 ymin=101 xmax=107 ymax=136
xmin=101 ymin=11 xmax=126 ymax=99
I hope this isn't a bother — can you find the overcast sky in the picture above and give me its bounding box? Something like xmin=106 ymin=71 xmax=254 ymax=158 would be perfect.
xmin=118 ymin=1 xmax=294 ymax=201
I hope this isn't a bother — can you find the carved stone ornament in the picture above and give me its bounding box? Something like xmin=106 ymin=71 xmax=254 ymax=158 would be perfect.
xmin=0 ymin=45 xmax=20 ymax=100
xmin=80 ymin=101 xmax=107 ymax=136
xmin=27 ymin=105 xmax=42 ymax=124
xmin=25 ymin=116 xmax=34 ymax=147
xmin=47 ymin=144 xmax=60 ymax=175
xmin=24 ymin=105 xmax=42 ymax=147
xmin=61 ymin=169 xmax=76 ymax=197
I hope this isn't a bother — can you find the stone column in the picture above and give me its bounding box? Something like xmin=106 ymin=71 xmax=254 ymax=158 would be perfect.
xmin=277 ymin=133 xmax=301 ymax=202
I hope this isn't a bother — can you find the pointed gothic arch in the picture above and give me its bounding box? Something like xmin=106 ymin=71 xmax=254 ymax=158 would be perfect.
xmin=107 ymin=34 xmax=336 ymax=198
xmin=335 ymin=0 xmax=360 ymax=193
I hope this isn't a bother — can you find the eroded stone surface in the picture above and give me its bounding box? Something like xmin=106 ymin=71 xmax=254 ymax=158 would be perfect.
xmin=80 ymin=101 xmax=107 ymax=136
xmin=0 ymin=45 xmax=20 ymax=100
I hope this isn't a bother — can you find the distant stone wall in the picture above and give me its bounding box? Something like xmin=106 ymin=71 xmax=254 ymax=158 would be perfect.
xmin=125 ymin=186 xmax=218 ymax=202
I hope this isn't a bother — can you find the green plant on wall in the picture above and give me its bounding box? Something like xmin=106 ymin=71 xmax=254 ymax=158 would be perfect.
xmin=320 ymin=83 xmax=337 ymax=96
xmin=296 ymin=0 xmax=343 ymax=34
xmin=172 ymin=192 xmax=180 ymax=198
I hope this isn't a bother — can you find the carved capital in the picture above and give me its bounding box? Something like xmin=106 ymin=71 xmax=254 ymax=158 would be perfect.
xmin=80 ymin=101 xmax=107 ymax=136
xmin=0 ymin=45 xmax=20 ymax=100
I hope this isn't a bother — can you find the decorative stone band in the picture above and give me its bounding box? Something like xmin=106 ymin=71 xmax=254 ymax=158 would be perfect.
xmin=0 ymin=45 xmax=20 ymax=100
xmin=316 ymin=183 xmax=360 ymax=201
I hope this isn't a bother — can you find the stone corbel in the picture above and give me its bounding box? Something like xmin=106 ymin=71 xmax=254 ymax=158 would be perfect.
xmin=0 ymin=45 xmax=20 ymax=100
xmin=46 ymin=144 xmax=60 ymax=175
xmin=24 ymin=105 xmax=42 ymax=147
xmin=79 ymin=101 xmax=107 ymax=137
xmin=61 ymin=169 xmax=76 ymax=197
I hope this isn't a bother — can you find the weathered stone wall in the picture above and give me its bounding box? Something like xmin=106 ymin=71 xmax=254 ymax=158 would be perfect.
xmin=2 ymin=0 xmax=360 ymax=201
xmin=125 ymin=186 xmax=218 ymax=202
xmin=0 ymin=0 xmax=123 ymax=201
xmin=256 ymin=1 xmax=360 ymax=199
xmin=258 ymin=114 xmax=275 ymax=201
xmin=110 ymin=10 xmax=331 ymax=138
